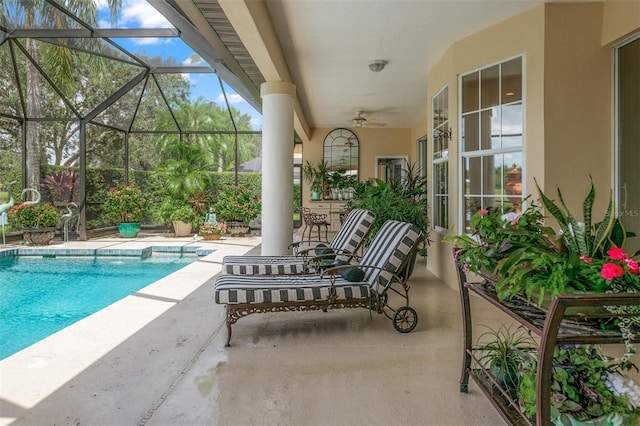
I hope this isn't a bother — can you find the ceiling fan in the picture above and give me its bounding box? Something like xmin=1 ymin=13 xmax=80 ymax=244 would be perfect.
xmin=351 ymin=111 xmax=386 ymax=128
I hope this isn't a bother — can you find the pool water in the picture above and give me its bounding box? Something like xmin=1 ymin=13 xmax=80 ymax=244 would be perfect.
xmin=0 ymin=255 xmax=195 ymax=360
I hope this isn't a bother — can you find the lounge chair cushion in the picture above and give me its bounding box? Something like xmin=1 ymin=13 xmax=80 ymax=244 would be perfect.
xmin=215 ymin=274 xmax=370 ymax=304
xmin=223 ymin=256 xmax=307 ymax=275
xmin=221 ymin=209 xmax=375 ymax=275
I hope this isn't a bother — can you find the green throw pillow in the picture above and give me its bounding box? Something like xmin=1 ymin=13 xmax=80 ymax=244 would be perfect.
xmin=338 ymin=267 xmax=365 ymax=282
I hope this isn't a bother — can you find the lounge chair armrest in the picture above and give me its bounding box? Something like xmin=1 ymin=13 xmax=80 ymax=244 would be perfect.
xmin=298 ymin=246 xmax=359 ymax=257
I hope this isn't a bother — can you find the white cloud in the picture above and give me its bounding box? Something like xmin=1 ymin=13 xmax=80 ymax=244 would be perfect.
xmin=182 ymin=55 xmax=206 ymax=66
xmin=121 ymin=0 xmax=173 ymax=28
xmin=132 ymin=37 xmax=160 ymax=45
xmin=216 ymin=93 xmax=245 ymax=105
xmin=250 ymin=117 xmax=262 ymax=130
xmin=96 ymin=0 xmax=172 ymax=28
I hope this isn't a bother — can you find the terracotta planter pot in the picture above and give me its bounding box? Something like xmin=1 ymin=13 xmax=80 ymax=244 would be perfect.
xmin=202 ymin=233 xmax=222 ymax=240
xmin=23 ymin=227 xmax=56 ymax=245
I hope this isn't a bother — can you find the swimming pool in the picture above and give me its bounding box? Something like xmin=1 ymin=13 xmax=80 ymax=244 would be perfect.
xmin=0 ymin=255 xmax=196 ymax=360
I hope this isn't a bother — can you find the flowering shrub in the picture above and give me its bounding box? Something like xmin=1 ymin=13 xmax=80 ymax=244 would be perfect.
xmin=102 ymin=184 xmax=152 ymax=223
xmin=214 ymin=185 xmax=261 ymax=222
xmin=9 ymin=203 xmax=60 ymax=229
xmin=199 ymin=221 xmax=227 ymax=235
xmin=518 ymin=345 xmax=640 ymax=423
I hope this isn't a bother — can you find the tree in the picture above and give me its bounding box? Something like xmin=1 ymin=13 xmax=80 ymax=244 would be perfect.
xmin=1 ymin=0 xmax=122 ymax=195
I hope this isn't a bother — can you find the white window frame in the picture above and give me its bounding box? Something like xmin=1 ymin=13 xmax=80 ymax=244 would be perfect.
xmin=432 ymin=85 xmax=449 ymax=232
xmin=457 ymin=55 xmax=526 ymax=232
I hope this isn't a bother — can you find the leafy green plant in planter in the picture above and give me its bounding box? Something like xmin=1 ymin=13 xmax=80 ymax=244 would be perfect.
xmin=157 ymin=199 xmax=195 ymax=223
xmin=475 ymin=324 xmax=536 ymax=391
xmin=302 ymin=160 xmax=328 ymax=200
xmin=9 ymin=203 xmax=60 ymax=229
xmin=102 ymin=184 xmax=152 ymax=224
xmin=347 ymin=176 xmax=429 ymax=244
xmin=518 ymin=345 xmax=640 ymax=425
xmin=214 ymin=185 xmax=261 ymax=223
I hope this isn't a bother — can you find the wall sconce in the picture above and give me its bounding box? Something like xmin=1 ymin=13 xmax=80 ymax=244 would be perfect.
xmin=434 ymin=129 xmax=452 ymax=139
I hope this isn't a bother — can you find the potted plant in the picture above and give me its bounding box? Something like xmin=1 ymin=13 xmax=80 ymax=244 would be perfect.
xmin=9 ymin=202 xmax=60 ymax=245
xmin=199 ymin=221 xmax=227 ymax=240
xmin=303 ymin=160 xmax=328 ymax=201
xmin=518 ymin=345 xmax=640 ymax=425
xmin=157 ymin=199 xmax=196 ymax=237
xmin=214 ymin=185 xmax=261 ymax=236
xmin=475 ymin=324 xmax=536 ymax=391
xmin=102 ymin=184 xmax=152 ymax=238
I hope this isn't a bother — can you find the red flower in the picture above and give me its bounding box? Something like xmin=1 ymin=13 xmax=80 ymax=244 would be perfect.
xmin=626 ymin=259 xmax=639 ymax=274
xmin=606 ymin=246 xmax=627 ymax=261
xmin=479 ymin=209 xmax=489 ymax=217
xmin=580 ymin=255 xmax=592 ymax=263
xmin=601 ymin=262 xmax=624 ymax=280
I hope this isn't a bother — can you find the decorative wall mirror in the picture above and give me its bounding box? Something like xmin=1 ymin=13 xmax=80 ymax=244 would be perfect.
xmin=323 ymin=128 xmax=359 ymax=181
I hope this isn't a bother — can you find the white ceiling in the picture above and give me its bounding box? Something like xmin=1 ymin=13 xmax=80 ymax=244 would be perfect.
xmin=264 ymin=0 xmax=549 ymax=129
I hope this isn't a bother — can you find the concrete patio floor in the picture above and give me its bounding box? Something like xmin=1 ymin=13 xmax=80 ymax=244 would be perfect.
xmin=0 ymin=233 xmax=510 ymax=426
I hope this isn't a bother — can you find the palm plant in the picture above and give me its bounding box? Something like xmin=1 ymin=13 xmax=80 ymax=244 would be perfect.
xmin=2 ymin=0 xmax=122 ymax=191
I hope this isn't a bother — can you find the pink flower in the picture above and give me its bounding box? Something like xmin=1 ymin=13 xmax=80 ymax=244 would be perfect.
xmin=607 ymin=246 xmax=627 ymax=261
xmin=626 ymin=259 xmax=639 ymax=274
xmin=580 ymin=255 xmax=592 ymax=264
xmin=601 ymin=263 xmax=624 ymax=280
xmin=479 ymin=209 xmax=489 ymax=217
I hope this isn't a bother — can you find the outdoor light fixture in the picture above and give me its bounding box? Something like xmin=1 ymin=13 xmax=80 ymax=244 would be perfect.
xmin=368 ymin=59 xmax=388 ymax=72
xmin=434 ymin=128 xmax=452 ymax=139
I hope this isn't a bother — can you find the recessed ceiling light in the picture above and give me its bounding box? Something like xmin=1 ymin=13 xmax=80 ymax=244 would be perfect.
xmin=368 ymin=59 xmax=388 ymax=72
xmin=505 ymin=92 xmax=515 ymax=96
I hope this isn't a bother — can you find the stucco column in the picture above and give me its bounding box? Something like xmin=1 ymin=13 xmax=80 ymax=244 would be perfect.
xmin=260 ymin=81 xmax=295 ymax=255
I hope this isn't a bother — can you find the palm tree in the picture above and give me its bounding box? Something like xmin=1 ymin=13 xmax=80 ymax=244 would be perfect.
xmin=1 ymin=0 xmax=121 ymax=195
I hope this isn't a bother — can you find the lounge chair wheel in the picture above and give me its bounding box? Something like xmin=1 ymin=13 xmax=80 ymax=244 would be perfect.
xmin=392 ymin=306 xmax=418 ymax=333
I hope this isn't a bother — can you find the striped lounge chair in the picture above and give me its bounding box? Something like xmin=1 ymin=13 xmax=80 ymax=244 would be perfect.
xmin=215 ymin=220 xmax=424 ymax=346
xmin=222 ymin=208 xmax=375 ymax=275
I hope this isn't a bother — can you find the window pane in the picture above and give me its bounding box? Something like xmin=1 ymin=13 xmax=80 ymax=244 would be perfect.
xmin=481 ymin=65 xmax=499 ymax=109
xmin=464 ymin=156 xmax=482 ymax=196
xmin=462 ymin=113 xmax=479 ymax=152
xmin=503 ymin=152 xmax=523 ymax=212
xmin=482 ymin=155 xmax=498 ymax=196
xmin=502 ymin=103 xmax=523 ymax=148
xmin=502 ymin=57 xmax=522 ymax=103
xmin=464 ymin=196 xmax=482 ymax=232
xmin=434 ymin=162 xmax=448 ymax=229
xmin=462 ymin=73 xmax=479 ymax=113
xmin=481 ymin=108 xmax=500 ymax=150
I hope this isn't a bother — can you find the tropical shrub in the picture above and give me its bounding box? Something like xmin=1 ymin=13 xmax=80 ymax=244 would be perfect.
xmin=214 ymin=185 xmax=262 ymax=222
xmin=9 ymin=203 xmax=60 ymax=229
xmin=102 ymin=184 xmax=152 ymax=223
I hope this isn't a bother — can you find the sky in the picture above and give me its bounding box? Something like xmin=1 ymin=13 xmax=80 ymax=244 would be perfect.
xmin=94 ymin=0 xmax=262 ymax=129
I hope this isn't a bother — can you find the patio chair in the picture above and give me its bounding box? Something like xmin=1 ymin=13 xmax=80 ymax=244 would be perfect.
xmin=300 ymin=206 xmax=329 ymax=243
xmin=222 ymin=208 xmax=375 ymax=275
xmin=215 ymin=220 xmax=424 ymax=346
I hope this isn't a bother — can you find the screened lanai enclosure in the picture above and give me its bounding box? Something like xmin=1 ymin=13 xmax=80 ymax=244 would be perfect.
xmin=0 ymin=0 xmax=271 ymax=239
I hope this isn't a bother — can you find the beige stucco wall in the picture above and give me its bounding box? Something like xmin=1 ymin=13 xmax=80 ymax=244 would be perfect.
xmin=602 ymin=0 xmax=640 ymax=46
xmin=302 ymin=127 xmax=412 ymax=204
xmin=421 ymin=1 xmax=639 ymax=290
xmin=422 ymin=5 xmax=545 ymax=287
xmin=543 ymin=2 xmax=612 ymax=219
